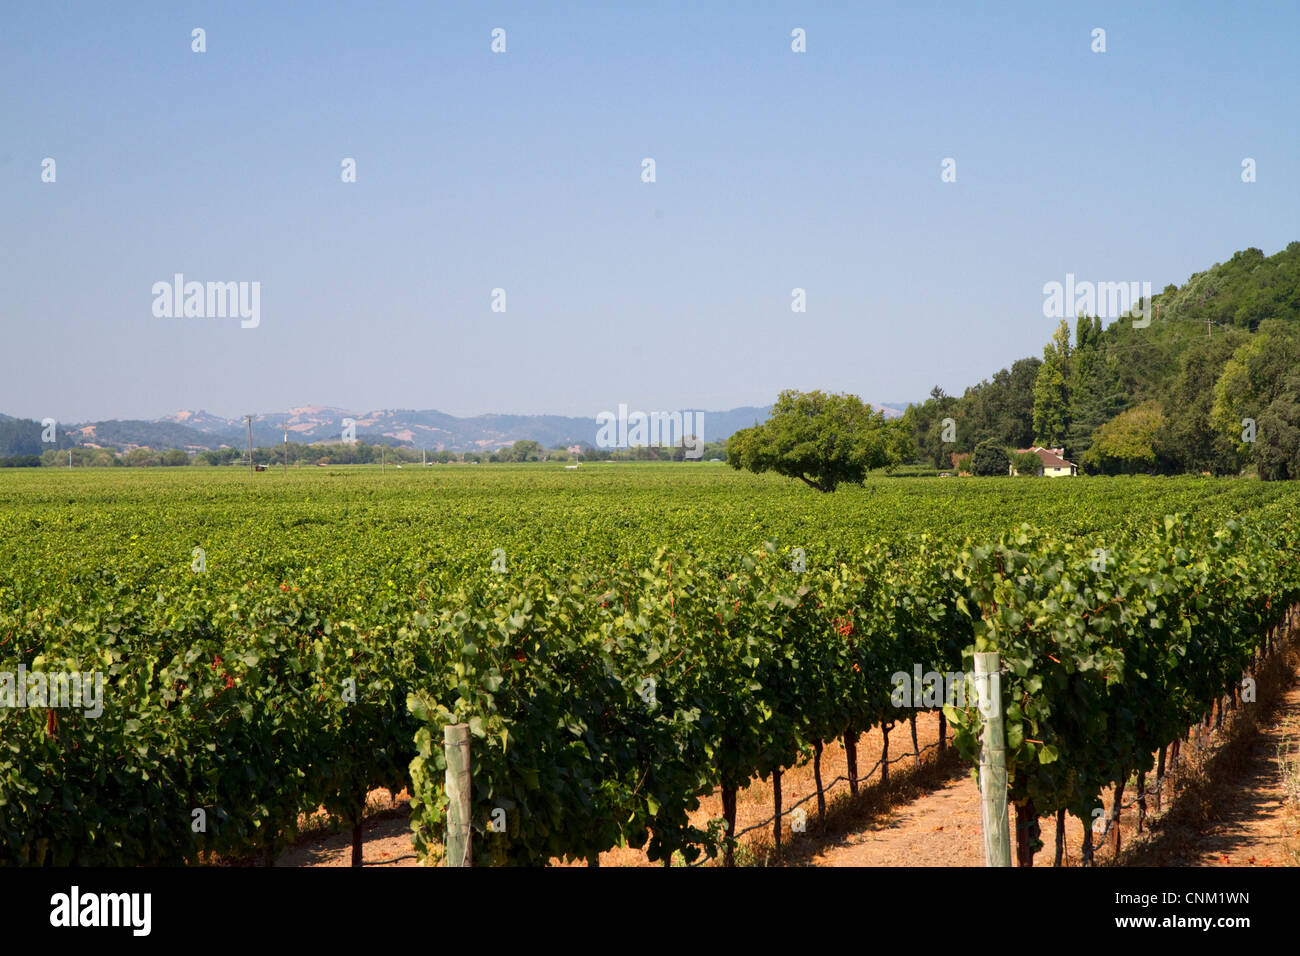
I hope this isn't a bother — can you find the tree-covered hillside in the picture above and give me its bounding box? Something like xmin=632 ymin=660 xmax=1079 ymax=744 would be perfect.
xmin=904 ymin=242 xmax=1300 ymax=478
xmin=0 ymin=418 xmax=74 ymax=460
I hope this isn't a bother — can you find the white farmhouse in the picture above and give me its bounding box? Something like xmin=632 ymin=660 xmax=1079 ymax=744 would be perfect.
xmin=1010 ymin=446 xmax=1078 ymax=477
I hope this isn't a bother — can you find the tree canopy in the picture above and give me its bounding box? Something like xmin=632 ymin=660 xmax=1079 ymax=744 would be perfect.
xmin=1010 ymin=449 xmax=1043 ymax=476
xmin=970 ymin=439 xmax=1010 ymax=476
xmin=1082 ymin=401 xmax=1169 ymax=475
xmin=727 ymin=389 xmax=905 ymax=492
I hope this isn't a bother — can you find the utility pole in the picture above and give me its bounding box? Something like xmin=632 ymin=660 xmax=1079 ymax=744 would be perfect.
xmin=381 ymin=445 xmax=385 ymax=473
xmin=245 ymin=415 xmax=254 ymax=475
xmin=68 ymin=449 xmax=72 ymax=469
xmin=284 ymin=428 xmax=288 ymax=475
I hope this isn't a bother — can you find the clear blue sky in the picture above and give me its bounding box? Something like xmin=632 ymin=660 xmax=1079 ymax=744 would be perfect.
xmin=2 ymin=1 xmax=1297 ymax=422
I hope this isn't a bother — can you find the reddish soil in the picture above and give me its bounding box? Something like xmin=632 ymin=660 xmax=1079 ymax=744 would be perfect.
xmin=278 ymin=658 xmax=1300 ymax=867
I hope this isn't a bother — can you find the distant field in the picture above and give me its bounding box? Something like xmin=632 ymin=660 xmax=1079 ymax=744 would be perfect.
xmin=3 ymin=463 xmax=1295 ymax=577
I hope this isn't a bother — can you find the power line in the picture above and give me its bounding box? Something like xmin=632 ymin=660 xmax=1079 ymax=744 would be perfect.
xmin=1077 ymin=315 xmax=1241 ymax=358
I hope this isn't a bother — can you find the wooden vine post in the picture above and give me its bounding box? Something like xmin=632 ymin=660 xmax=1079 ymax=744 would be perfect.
xmin=1053 ymin=808 xmax=1065 ymax=866
xmin=351 ymin=787 xmax=366 ymax=867
xmin=813 ymin=740 xmax=826 ymax=824
xmin=974 ymin=652 xmax=1011 ymax=867
xmin=845 ymin=731 xmax=859 ymax=795
xmin=444 ymin=723 xmax=472 ymax=867
xmin=881 ymin=722 xmax=891 ymax=784
xmin=1136 ymin=771 xmax=1147 ymax=832
xmin=1156 ymin=745 xmax=1167 ymax=811
xmin=772 ymin=768 xmax=783 ymax=855
xmin=1109 ymin=778 xmax=1126 ymax=856
xmin=721 ymin=784 xmax=738 ymax=867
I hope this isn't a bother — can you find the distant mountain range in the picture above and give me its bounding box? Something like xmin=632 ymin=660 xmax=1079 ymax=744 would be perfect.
xmin=0 ymin=403 xmax=910 ymax=455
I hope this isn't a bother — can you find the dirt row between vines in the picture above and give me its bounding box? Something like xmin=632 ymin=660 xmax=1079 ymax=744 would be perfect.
xmin=276 ymin=644 xmax=1300 ymax=867
xmin=1121 ymin=641 xmax=1300 ymax=867
xmin=811 ymin=641 xmax=1300 ymax=868
xmin=277 ymin=711 xmax=962 ymax=866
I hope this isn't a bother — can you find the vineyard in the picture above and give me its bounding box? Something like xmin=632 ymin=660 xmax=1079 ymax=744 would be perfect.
xmin=1 ymin=464 xmax=1298 ymax=865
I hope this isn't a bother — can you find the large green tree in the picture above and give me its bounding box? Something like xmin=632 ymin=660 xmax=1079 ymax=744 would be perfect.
xmin=1031 ymin=319 xmax=1074 ymax=449
xmin=1162 ymin=331 xmax=1247 ymax=475
xmin=1067 ymin=315 xmax=1126 ymax=457
xmin=1032 ymin=360 xmax=1070 ymax=449
xmin=1082 ymin=401 xmax=1169 ymax=474
xmin=970 ymin=439 xmax=1010 ymax=476
xmin=727 ymin=389 xmax=902 ymax=491
xmin=508 ymin=439 xmax=544 ymax=462
xmin=901 ymin=387 xmax=961 ymax=469
xmin=1257 ymin=373 xmax=1300 ymax=480
xmin=1210 ymin=320 xmax=1300 ymax=474
xmin=926 ymin=387 xmax=956 ymax=461
xmin=1009 ymin=449 xmax=1043 ymax=476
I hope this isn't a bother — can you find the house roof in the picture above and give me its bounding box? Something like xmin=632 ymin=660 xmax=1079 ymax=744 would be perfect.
xmin=1015 ymin=446 xmax=1075 ymax=468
